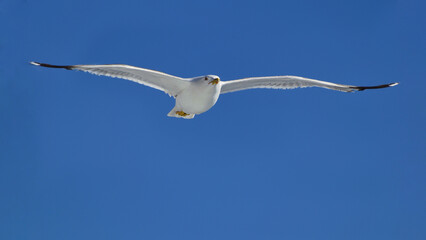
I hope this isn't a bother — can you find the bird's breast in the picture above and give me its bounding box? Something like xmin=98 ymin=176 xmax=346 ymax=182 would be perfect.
xmin=176 ymin=83 xmax=221 ymax=114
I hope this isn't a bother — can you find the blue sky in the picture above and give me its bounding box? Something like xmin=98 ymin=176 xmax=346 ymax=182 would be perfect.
xmin=1 ymin=0 xmax=425 ymax=239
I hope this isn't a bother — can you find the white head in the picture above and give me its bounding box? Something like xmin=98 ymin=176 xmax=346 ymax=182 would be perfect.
xmin=197 ymin=75 xmax=220 ymax=85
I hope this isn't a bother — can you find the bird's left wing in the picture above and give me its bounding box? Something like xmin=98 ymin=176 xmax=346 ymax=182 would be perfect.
xmin=220 ymin=76 xmax=398 ymax=94
xmin=30 ymin=62 xmax=190 ymax=96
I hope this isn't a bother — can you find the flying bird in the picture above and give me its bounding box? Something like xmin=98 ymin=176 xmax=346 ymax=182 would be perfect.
xmin=30 ymin=62 xmax=398 ymax=119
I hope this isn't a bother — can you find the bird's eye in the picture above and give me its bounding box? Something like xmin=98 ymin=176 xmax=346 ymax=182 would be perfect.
xmin=204 ymin=77 xmax=208 ymax=80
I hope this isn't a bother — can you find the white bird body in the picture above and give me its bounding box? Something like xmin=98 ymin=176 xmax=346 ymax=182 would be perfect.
xmin=170 ymin=76 xmax=221 ymax=118
xmin=30 ymin=62 xmax=398 ymax=119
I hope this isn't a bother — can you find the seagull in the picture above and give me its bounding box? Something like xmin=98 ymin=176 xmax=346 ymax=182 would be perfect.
xmin=30 ymin=62 xmax=398 ymax=119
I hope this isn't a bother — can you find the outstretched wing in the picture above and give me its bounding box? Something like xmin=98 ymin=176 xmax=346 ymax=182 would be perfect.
xmin=220 ymin=75 xmax=398 ymax=94
xmin=30 ymin=62 xmax=190 ymax=96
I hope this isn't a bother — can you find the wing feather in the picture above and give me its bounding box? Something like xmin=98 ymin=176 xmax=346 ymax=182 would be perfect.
xmin=220 ymin=76 xmax=398 ymax=94
xmin=30 ymin=62 xmax=190 ymax=96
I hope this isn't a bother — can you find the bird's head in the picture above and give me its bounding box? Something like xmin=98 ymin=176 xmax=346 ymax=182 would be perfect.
xmin=199 ymin=75 xmax=220 ymax=85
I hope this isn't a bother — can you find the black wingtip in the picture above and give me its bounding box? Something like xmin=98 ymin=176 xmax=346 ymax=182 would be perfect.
xmin=30 ymin=61 xmax=74 ymax=70
xmin=350 ymin=82 xmax=399 ymax=91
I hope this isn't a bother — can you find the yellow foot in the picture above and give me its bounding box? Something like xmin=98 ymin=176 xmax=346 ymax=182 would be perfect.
xmin=176 ymin=111 xmax=189 ymax=117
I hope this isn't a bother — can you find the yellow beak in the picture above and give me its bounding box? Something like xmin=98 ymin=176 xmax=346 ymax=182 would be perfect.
xmin=209 ymin=78 xmax=220 ymax=85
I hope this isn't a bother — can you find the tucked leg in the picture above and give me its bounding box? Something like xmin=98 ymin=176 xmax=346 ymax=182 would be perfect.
xmin=176 ymin=110 xmax=189 ymax=117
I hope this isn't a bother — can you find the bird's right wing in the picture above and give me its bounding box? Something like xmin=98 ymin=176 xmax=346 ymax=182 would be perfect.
xmin=30 ymin=62 xmax=190 ymax=97
xmin=220 ymin=75 xmax=398 ymax=94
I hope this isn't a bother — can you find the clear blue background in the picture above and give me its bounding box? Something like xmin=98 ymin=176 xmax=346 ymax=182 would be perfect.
xmin=1 ymin=0 xmax=425 ymax=239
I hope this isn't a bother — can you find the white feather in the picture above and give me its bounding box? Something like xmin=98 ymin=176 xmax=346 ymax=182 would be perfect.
xmin=70 ymin=64 xmax=190 ymax=97
xmin=220 ymin=76 xmax=395 ymax=93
